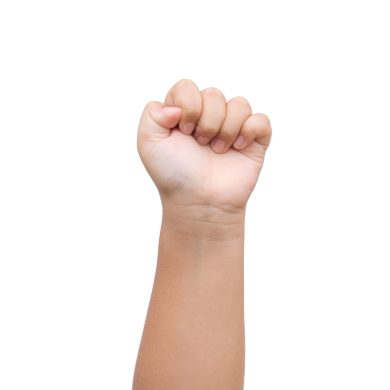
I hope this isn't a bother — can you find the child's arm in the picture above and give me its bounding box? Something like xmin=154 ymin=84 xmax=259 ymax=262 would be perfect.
xmin=132 ymin=79 xmax=272 ymax=390
xmin=133 ymin=204 xmax=246 ymax=389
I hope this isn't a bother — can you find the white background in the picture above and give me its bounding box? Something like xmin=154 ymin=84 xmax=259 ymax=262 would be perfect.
xmin=0 ymin=0 xmax=389 ymax=389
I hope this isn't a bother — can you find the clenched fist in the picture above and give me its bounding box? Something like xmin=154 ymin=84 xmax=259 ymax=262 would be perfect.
xmin=137 ymin=79 xmax=272 ymax=213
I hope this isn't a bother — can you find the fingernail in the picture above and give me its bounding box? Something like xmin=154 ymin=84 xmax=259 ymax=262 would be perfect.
xmin=197 ymin=136 xmax=210 ymax=145
xmin=233 ymin=135 xmax=245 ymax=149
xmin=211 ymin=138 xmax=225 ymax=153
xmin=181 ymin=122 xmax=195 ymax=135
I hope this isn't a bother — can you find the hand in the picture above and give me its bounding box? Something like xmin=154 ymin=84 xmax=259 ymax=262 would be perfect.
xmin=137 ymin=79 xmax=272 ymax=213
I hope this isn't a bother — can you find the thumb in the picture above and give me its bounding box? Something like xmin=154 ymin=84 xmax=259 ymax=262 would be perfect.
xmin=138 ymin=101 xmax=182 ymax=141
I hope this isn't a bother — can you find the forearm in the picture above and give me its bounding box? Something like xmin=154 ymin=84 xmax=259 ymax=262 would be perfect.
xmin=133 ymin=204 xmax=246 ymax=390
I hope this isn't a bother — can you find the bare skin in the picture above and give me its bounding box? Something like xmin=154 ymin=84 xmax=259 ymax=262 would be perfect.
xmin=133 ymin=79 xmax=272 ymax=390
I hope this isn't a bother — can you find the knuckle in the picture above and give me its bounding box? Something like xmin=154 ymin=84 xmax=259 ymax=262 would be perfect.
xmin=175 ymin=78 xmax=196 ymax=89
xmin=259 ymin=113 xmax=272 ymax=133
xmin=145 ymin=100 xmax=157 ymax=108
xmin=251 ymin=113 xmax=271 ymax=131
xmin=144 ymin=100 xmax=159 ymax=113
xmin=231 ymin=96 xmax=251 ymax=109
xmin=202 ymin=87 xmax=224 ymax=99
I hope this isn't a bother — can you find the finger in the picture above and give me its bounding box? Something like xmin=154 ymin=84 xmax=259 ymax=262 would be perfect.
xmin=233 ymin=113 xmax=272 ymax=150
xmin=210 ymin=96 xmax=252 ymax=153
xmin=137 ymin=101 xmax=182 ymax=143
xmin=164 ymin=79 xmax=202 ymax=135
xmin=193 ymin=87 xmax=226 ymax=146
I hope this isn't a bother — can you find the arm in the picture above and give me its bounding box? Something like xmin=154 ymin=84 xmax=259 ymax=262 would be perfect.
xmin=133 ymin=79 xmax=271 ymax=390
xmin=133 ymin=204 xmax=245 ymax=389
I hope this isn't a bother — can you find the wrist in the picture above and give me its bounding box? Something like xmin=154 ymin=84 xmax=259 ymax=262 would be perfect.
xmin=161 ymin=201 xmax=246 ymax=242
